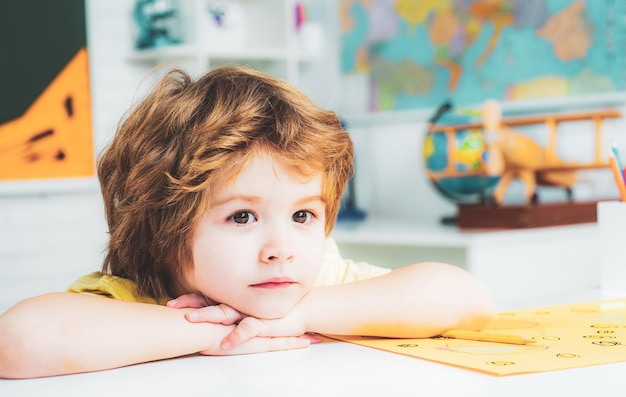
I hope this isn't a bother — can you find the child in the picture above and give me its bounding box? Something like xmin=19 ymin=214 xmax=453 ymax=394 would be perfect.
xmin=0 ymin=66 xmax=495 ymax=379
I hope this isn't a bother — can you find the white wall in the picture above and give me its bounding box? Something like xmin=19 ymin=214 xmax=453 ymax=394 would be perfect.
xmin=0 ymin=193 xmax=107 ymax=314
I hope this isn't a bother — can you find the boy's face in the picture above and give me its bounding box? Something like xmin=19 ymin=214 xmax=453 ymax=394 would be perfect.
xmin=184 ymin=151 xmax=326 ymax=319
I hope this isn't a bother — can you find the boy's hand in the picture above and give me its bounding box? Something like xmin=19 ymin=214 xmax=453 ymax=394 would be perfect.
xmin=167 ymin=293 xmax=218 ymax=309
xmin=196 ymin=331 xmax=319 ymax=356
xmin=168 ymin=294 xmax=242 ymax=325
xmin=167 ymin=294 xmax=316 ymax=350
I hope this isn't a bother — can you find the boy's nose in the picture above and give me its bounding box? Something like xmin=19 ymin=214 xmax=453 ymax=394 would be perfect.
xmin=259 ymin=226 xmax=295 ymax=264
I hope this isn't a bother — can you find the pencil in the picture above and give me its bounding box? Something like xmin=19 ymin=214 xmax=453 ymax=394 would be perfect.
xmin=441 ymin=329 xmax=535 ymax=345
xmin=609 ymin=155 xmax=626 ymax=202
xmin=611 ymin=145 xmax=626 ymax=182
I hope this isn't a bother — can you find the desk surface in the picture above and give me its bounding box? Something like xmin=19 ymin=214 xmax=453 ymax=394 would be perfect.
xmin=3 ymin=290 xmax=626 ymax=397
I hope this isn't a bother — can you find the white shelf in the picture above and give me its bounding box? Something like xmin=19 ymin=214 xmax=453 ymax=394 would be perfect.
xmin=203 ymin=48 xmax=290 ymax=61
xmin=129 ymin=46 xmax=319 ymax=63
xmin=127 ymin=0 xmax=322 ymax=85
xmin=128 ymin=45 xmax=198 ymax=61
xmin=333 ymin=218 xmax=470 ymax=247
xmin=332 ymin=216 xmax=598 ymax=247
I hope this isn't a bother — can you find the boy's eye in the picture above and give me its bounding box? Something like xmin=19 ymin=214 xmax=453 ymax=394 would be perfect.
xmin=293 ymin=210 xmax=313 ymax=224
xmin=229 ymin=211 xmax=256 ymax=224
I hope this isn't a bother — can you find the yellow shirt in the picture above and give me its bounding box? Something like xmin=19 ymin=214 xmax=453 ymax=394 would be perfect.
xmin=68 ymin=238 xmax=390 ymax=304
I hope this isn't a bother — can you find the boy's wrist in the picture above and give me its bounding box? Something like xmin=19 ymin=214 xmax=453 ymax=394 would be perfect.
xmin=295 ymin=288 xmax=324 ymax=333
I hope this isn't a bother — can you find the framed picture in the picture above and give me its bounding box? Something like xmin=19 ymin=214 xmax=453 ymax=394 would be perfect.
xmin=0 ymin=0 xmax=95 ymax=195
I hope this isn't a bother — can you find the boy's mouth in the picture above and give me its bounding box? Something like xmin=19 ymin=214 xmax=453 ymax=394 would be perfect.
xmin=250 ymin=278 xmax=296 ymax=289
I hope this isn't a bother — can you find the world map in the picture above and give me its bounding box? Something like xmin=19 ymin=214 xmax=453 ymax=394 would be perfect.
xmin=340 ymin=0 xmax=625 ymax=112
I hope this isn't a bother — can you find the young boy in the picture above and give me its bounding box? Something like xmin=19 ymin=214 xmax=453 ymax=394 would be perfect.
xmin=0 ymin=66 xmax=495 ymax=379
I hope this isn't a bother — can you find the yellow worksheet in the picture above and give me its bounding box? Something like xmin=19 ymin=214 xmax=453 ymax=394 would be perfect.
xmin=327 ymin=299 xmax=626 ymax=376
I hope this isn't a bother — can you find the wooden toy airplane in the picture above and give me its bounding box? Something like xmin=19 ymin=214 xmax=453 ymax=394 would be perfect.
xmin=427 ymin=100 xmax=622 ymax=206
xmin=481 ymin=100 xmax=622 ymax=205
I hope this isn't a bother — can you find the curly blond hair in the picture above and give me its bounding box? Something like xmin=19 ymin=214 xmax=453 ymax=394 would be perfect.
xmin=98 ymin=66 xmax=354 ymax=298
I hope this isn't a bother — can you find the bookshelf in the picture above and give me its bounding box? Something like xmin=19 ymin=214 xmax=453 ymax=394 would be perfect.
xmin=127 ymin=0 xmax=323 ymax=88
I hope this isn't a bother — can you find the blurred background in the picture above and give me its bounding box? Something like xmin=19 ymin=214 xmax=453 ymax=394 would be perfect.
xmin=1 ymin=0 xmax=625 ymax=312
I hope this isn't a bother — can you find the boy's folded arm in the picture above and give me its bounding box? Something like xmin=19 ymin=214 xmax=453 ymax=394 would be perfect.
xmin=179 ymin=262 xmax=496 ymax=349
xmin=0 ymin=292 xmax=309 ymax=379
xmin=0 ymin=292 xmax=222 ymax=378
xmin=299 ymin=261 xmax=496 ymax=338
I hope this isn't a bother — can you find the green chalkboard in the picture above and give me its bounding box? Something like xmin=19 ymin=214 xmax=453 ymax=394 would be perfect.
xmin=0 ymin=0 xmax=87 ymax=124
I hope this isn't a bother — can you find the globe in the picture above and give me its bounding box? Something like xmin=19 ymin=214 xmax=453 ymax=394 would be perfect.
xmin=423 ymin=113 xmax=501 ymax=204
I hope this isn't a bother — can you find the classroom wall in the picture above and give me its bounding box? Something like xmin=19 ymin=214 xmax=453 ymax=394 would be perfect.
xmin=1 ymin=0 xmax=625 ymax=314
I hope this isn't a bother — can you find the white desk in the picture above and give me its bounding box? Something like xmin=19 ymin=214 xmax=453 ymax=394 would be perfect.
xmin=3 ymin=290 xmax=626 ymax=397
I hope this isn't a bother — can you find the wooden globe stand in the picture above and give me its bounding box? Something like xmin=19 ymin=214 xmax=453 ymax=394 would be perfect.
xmin=456 ymin=200 xmax=602 ymax=230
